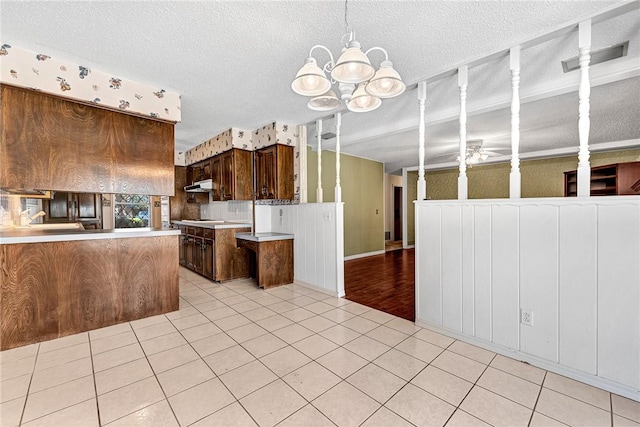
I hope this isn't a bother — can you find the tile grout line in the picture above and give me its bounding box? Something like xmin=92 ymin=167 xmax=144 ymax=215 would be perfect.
xmin=122 ymin=315 xmax=181 ymax=427
xmin=6 ymin=273 xmax=631 ymax=427
xmin=16 ymin=343 xmax=39 ymax=427
xmin=438 ymin=350 xmax=498 ymax=427
xmin=87 ymin=333 xmax=103 ymax=427
xmin=183 ymin=277 xmax=385 ymax=426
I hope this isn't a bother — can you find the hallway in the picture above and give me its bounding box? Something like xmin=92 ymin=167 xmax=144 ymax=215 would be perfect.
xmin=344 ymin=249 xmax=415 ymax=321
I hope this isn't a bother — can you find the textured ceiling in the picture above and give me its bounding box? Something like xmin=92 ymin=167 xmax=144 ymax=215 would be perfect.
xmin=2 ymin=0 xmax=638 ymax=172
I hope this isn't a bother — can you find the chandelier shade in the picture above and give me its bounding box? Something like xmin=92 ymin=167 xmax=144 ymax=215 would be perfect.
xmin=330 ymin=42 xmax=376 ymax=84
xmin=291 ymin=58 xmax=332 ymax=97
xmin=347 ymin=83 xmax=381 ymax=112
xmin=308 ymin=90 xmax=341 ymax=111
xmin=365 ymin=60 xmax=406 ymax=98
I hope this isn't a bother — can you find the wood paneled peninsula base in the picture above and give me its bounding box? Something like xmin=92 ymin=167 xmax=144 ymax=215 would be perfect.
xmin=0 ymin=228 xmax=180 ymax=350
xmin=236 ymin=232 xmax=294 ymax=289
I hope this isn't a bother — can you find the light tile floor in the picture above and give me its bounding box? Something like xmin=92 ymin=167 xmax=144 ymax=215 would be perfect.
xmin=1 ymin=268 xmax=638 ymax=427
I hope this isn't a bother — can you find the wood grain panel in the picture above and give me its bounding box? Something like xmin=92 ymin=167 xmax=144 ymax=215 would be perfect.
xmin=56 ymin=239 xmax=119 ymax=335
xmin=0 ymin=84 xmax=174 ymax=195
xmin=0 ymin=244 xmax=59 ymax=348
xmin=114 ymin=237 xmax=179 ymax=320
xmin=1 ymin=235 xmax=179 ymax=350
xmin=110 ymin=113 xmax=174 ymax=195
xmin=257 ymin=239 xmax=294 ymax=289
xmin=233 ymin=149 xmax=253 ymax=201
xmin=276 ymin=145 xmax=294 ymax=200
xmin=214 ymin=228 xmax=250 ymax=281
xmin=170 ymin=166 xmax=201 ymax=220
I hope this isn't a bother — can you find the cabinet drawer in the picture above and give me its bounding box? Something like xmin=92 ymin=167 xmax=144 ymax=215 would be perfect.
xmin=203 ymin=228 xmax=214 ymax=239
xmin=186 ymin=226 xmax=196 ymax=236
xmin=193 ymin=227 xmax=204 ymax=237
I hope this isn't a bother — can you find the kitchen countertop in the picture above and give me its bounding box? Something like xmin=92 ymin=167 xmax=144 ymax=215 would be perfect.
xmin=173 ymin=220 xmax=252 ymax=229
xmin=0 ymin=227 xmax=180 ymax=244
xmin=236 ymin=232 xmax=294 ymax=242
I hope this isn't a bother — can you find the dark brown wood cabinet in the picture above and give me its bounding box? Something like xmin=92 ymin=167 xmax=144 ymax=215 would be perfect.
xmin=43 ymin=191 xmax=102 ymax=229
xmin=178 ymin=224 xmax=250 ymax=281
xmin=188 ymin=160 xmax=213 ymax=184
xmin=182 ymin=149 xmax=251 ymax=202
xmin=203 ymin=238 xmax=215 ymax=279
xmin=236 ymin=237 xmax=294 ymax=289
xmin=211 ymin=149 xmax=252 ymax=201
xmin=564 ymin=161 xmax=640 ymax=196
xmin=211 ymin=156 xmax=222 ymax=200
xmin=0 ymin=84 xmax=174 ymax=195
xmin=255 ymin=144 xmax=294 ymax=200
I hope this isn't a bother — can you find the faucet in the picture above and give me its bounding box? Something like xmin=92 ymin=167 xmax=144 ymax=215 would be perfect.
xmin=28 ymin=210 xmax=46 ymax=224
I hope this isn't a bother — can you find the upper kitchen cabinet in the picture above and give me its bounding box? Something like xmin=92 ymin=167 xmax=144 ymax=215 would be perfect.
xmin=188 ymin=160 xmax=212 ymax=184
xmin=43 ymin=191 xmax=102 ymax=229
xmin=0 ymin=85 xmax=175 ymax=196
xmin=255 ymin=144 xmax=293 ymax=200
xmin=219 ymin=149 xmax=252 ymax=201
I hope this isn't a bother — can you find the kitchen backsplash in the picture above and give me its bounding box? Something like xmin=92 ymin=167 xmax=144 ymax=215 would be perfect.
xmin=200 ymin=200 xmax=252 ymax=222
xmin=0 ymin=44 xmax=181 ymax=122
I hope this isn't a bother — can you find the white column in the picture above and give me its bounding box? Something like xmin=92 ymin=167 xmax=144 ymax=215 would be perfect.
xmin=458 ymin=66 xmax=468 ymax=200
xmin=509 ymin=46 xmax=522 ymax=199
xmin=577 ymin=20 xmax=592 ymax=197
xmin=298 ymin=125 xmax=308 ymax=203
xmin=335 ymin=112 xmax=342 ymax=203
xmin=316 ymin=119 xmax=323 ymax=203
xmin=417 ymin=81 xmax=427 ymax=201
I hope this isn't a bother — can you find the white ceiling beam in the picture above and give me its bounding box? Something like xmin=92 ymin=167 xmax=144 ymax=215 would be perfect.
xmin=318 ymin=58 xmax=640 ymax=149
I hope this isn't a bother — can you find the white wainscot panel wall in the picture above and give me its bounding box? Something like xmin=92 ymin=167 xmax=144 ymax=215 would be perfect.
xmin=415 ymin=197 xmax=640 ymax=400
xmin=266 ymin=203 xmax=345 ymax=297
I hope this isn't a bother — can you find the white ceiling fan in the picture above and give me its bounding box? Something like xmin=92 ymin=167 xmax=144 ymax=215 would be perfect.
xmin=433 ymin=139 xmax=507 ymax=166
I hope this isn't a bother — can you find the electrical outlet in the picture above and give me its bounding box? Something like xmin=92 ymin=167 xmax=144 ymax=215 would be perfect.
xmin=520 ymin=309 xmax=533 ymax=326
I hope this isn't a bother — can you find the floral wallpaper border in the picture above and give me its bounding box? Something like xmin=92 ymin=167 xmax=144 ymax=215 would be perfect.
xmin=184 ymin=128 xmax=252 ymax=165
xmin=0 ymin=43 xmax=181 ymax=122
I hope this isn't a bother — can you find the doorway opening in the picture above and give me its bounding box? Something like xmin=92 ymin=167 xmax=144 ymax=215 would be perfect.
xmin=385 ymin=185 xmax=403 ymax=252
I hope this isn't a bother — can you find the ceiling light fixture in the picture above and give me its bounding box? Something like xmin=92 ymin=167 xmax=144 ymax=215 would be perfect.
xmin=463 ymin=145 xmax=489 ymax=166
xmin=291 ymin=0 xmax=405 ymax=112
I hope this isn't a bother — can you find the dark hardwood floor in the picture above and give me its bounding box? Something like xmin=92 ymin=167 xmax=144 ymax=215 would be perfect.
xmin=344 ymin=248 xmax=415 ymax=321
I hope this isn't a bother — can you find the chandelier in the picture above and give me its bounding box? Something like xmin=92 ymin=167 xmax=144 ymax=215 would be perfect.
xmin=291 ymin=0 xmax=405 ymax=113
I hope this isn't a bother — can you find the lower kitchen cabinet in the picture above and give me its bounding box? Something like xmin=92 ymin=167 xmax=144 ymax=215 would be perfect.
xmin=203 ymin=238 xmax=215 ymax=278
xmin=177 ymin=224 xmax=250 ymax=281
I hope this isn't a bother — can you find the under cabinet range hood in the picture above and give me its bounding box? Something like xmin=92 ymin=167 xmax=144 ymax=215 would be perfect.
xmin=184 ymin=179 xmax=213 ymax=192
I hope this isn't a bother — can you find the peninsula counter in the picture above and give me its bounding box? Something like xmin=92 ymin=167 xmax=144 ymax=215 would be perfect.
xmin=0 ymin=228 xmax=180 ymax=350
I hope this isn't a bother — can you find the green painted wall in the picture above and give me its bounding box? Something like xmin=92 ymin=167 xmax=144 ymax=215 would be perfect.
xmin=406 ymin=149 xmax=640 ymax=242
xmin=308 ymin=148 xmax=384 ymax=257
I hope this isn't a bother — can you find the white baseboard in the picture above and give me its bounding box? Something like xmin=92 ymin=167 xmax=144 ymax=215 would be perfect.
xmin=294 ymin=279 xmax=345 ymax=298
xmin=344 ymin=250 xmax=386 ymax=261
xmin=415 ymin=319 xmax=640 ymax=402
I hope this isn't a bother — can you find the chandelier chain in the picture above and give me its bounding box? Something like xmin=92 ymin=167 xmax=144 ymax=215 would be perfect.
xmin=344 ymin=0 xmax=350 ymax=36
